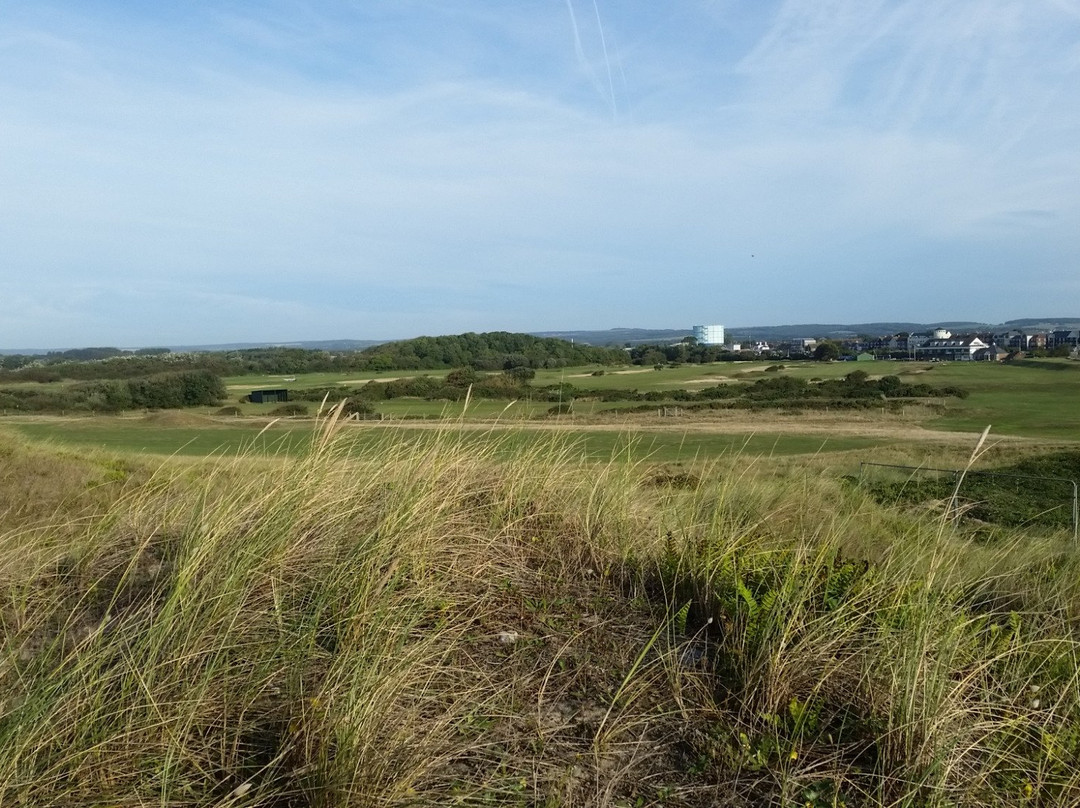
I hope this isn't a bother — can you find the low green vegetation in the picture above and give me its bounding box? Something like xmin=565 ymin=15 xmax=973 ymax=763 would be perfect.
xmin=1 ymin=418 xmax=1077 ymax=805
xmin=862 ymin=450 xmax=1080 ymax=534
xmin=0 ymin=370 xmax=225 ymax=413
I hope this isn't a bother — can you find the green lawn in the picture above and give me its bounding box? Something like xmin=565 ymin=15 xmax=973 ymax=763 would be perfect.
xmin=911 ymin=360 xmax=1080 ymax=439
xmin=7 ymin=421 xmax=312 ymax=457
xmin=4 ymin=419 xmax=888 ymax=463
xmin=540 ymin=359 xmax=1080 ymax=441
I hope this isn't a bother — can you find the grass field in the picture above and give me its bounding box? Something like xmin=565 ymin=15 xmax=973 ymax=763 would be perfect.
xmin=4 ymin=417 xmax=890 ymax=464
xmin=223 ymin=358 xmax=1080 ymax=441
xmin=6 ymin=357 xmax=1080 ymax=473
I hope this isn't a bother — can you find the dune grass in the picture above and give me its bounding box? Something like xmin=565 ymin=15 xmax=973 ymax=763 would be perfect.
xmin=0 ymin=415 xmax=1078 ymax=806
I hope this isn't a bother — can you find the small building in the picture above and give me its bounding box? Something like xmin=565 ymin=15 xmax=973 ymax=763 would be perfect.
xmin=249 ymin=389 xmax=289 ymax=404
xmin=976 ymin=345 xmax=1009 ymax=362
xmin=856 ymin=352 xmax=875 ymax=362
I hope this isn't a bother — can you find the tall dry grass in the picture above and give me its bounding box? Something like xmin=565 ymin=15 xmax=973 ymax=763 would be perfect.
xmin=0 ymin=417 xmax=1077 ymax=806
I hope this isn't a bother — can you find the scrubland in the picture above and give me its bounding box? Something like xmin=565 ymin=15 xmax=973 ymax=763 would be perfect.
xmin=0 ymin=411 xmax=1078 ymax=807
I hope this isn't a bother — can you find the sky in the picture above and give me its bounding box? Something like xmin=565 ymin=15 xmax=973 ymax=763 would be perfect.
xmin=2 ymin=0 xmax=1080 ymax=347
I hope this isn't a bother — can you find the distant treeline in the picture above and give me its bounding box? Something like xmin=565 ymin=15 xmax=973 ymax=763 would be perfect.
xmin=0 ymin=371 xmax=225 ymax=413
xmin=354 ymin=332 xmax=626 ymax=370
xmin=627 ymin=342 xmax=764 ymax=365
xmin=0 ymin=333 xmax=627 ymax=382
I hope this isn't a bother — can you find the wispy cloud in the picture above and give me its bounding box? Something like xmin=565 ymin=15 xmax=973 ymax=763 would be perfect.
xmin=1 ymin=1 xmax=1079 ymax=345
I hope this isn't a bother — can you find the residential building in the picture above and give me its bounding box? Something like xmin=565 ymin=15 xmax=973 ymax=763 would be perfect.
xmin=915 ymin=336 xmax=988 ymax=361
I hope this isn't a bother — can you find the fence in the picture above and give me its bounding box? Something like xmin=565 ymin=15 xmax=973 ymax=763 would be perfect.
xmin=858 ymin=462 xmax=1079 ymax=542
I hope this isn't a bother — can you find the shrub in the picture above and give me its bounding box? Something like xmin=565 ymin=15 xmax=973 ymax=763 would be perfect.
xmin=338 ymin=399 xmax=375 ymax=417
xmin=269 ymin=403 xmax=308 ymax=416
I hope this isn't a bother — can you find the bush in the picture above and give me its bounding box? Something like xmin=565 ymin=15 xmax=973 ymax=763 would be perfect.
xmin=338 ymin=399 xmax=375 ymax=417
xmin=269 ymin=403 xmax=308 ymax=416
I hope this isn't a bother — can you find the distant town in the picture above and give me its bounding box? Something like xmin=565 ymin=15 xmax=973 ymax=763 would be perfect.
xmin=684 ymin=324 xmax=1080 ymax=362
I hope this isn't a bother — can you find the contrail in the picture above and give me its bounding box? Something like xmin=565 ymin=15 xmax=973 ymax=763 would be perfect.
xmin=564 ymin=0 xmax=588 ymax=66
xmin=565 ymin=0 xmax=617 ymax=118
xmin=591 ymin=0 xmax=617 ymax=118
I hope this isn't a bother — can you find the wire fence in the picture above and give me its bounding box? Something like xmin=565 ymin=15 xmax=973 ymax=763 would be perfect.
xmin=858 ymin=462 xmax=1079 ymax=542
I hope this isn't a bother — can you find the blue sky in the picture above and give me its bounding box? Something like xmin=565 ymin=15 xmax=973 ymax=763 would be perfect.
xmin=2 ymin=1 xmax=1079 ymax=347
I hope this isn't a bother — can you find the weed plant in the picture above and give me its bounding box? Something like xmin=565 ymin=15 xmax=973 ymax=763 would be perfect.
xmin=0 ymin=416 xmax=1077 ymax=806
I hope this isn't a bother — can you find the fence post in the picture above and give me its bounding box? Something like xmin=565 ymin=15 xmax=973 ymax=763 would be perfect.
xmin=1073 ymin=481 xmax=1078 ymax=544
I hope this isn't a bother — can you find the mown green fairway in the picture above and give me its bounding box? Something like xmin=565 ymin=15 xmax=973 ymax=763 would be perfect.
xmin=5 ymin=418 xmax=888 ymax=463
xmin=535 ymin=358 xmax=1080 ymax=441
xmin=7 ymin=420 xmax=312 ymax=457
xmin=917 ymin=360 xmax=1080 ymax=439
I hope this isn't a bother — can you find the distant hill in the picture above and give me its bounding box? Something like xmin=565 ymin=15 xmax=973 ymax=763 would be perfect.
xmin=4 ymin=319 xmax=1079 ymax=354
xmin=1000 ymin=318 xmax=1080 ymax=330
xmin=167 ymin=339 xmax=387 ymax=352
xmin=0 ymin=339 xmax=386 ymax=355
xmin=724 ymin=323 xmax=989 ymax=341
xmin=531 ymin=328 xmax=691 ymax=347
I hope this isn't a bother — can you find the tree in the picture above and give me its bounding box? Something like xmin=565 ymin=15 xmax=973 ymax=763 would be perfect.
xmin=814 ymin=341 xmax=841 ymax=361
xmin=446 ymin=367 xmax=481 ymax=387
xmin=504 ymin=366 xmax=536 ymax=383
xmin=878 ymin=375 xmax=903 ymax=396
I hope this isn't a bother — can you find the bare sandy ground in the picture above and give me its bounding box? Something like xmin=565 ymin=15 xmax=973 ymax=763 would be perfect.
xmin=334 ymin=411 xmax=1054 ymax=450
xmin=228 ymin=377 xmax=404 ymax=390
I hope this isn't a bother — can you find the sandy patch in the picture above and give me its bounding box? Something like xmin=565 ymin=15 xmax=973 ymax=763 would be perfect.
xmin=227 ymin=377 xmax=404 ymax=390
